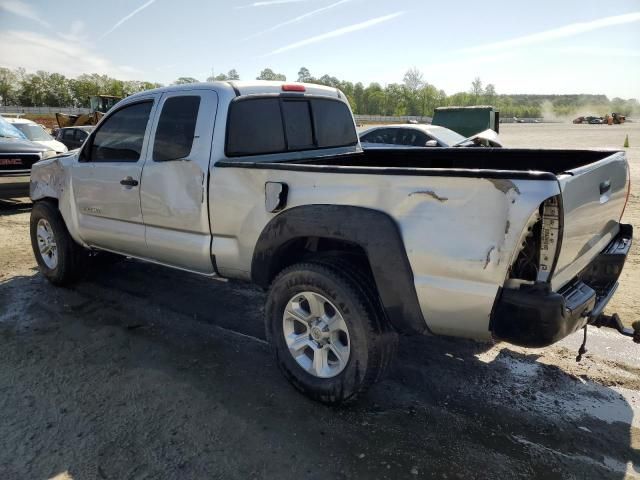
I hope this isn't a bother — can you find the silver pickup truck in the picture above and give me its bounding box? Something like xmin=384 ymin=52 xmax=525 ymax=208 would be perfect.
xmin=29 ymin=81 xmax=635 ymax=404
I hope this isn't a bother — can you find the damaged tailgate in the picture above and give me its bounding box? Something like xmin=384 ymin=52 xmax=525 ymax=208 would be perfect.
xmin=551 ymin=150 xmax=630 ymax=290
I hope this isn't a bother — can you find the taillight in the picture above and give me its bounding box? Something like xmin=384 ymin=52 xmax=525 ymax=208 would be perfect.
xmin=620 ymin=164 xmax=631 ymax=221
xmin=538 ymin=196 xmax=561 ymax=282
xmin=282 ymin=84 xmax=306 ymax=92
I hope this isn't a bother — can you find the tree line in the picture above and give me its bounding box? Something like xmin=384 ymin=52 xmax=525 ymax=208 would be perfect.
xmin=1 ymin=66 xmax=637 ymax=118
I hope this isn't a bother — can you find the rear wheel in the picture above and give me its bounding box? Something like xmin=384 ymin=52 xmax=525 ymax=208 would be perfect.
xmin=30 ymin=201 xmax=88 ymax=285
xmin=265 ymin=261 xmax=398 ymax=404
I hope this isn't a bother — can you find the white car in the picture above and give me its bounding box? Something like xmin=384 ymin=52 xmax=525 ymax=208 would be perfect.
xmin=4 ymin=117 xmax=68 ymax=153
xmin=359 ymin=124 xmax=502 ymax=148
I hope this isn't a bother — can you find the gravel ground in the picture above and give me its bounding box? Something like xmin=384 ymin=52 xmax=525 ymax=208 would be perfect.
xmin=0 ymin=123 xmax=639 ymax=479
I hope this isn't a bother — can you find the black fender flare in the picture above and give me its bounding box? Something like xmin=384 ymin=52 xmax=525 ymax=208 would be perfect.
xmin=251 ymin=205 xmax=429 ymax=335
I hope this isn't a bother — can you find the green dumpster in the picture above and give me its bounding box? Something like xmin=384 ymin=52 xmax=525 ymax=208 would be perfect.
xmin=432 ymin=106 xmax=500 ymax=137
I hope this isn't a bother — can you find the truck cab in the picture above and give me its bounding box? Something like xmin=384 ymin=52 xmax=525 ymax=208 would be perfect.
xmin=41 ymin=82 xmax=357 ymax=273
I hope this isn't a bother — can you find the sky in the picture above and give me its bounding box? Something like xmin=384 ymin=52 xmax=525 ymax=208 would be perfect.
xmin=0 ymin=0 xmax=639 ymax=98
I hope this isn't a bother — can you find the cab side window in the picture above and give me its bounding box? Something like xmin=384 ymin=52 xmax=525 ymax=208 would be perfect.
xmin=153 ymin=96 xmax=201 ymax=161
xmin=397 ymin=129 xmax=428 ymax=146
xmin=88 ymin=101 xmax=152 ymax=162
xmin=361 ymin=128 xmax=396 ymax=144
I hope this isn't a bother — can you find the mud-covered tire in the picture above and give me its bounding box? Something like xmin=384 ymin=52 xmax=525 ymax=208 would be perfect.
xmin=30 ymin=201 xmax=88 ymax=285
xmin=265 ymin=261 xmax=398 ymax=405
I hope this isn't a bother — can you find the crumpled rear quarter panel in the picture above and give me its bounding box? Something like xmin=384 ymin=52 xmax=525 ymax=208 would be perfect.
xmin=210 ymin=166 xmax=560 ymax=340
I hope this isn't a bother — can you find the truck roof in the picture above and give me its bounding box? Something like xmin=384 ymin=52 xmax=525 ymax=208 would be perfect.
xmin=228 ymin=81 xmax=342 ymax=98
xmin=125 ymin=80 xmax=343 ymax=102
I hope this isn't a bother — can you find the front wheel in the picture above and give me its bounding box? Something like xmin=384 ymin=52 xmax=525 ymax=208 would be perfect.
xmin=265 ymin=261 xmax=397 ymax=404
xmin=30 ymin=201 xmax=87 ymax=285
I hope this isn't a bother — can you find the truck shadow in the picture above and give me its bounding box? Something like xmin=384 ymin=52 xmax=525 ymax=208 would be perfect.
xmin=0 ymin=198 xmax=32 ymax=216
xmin=1 ymin=262 xmax=638 ymax=479
xmin=76 ymin=259 xmax=640 ymax=477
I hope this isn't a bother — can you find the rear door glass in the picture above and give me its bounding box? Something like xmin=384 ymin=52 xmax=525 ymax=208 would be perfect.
xmin=153 ymin=95 xmax=201 ymax=161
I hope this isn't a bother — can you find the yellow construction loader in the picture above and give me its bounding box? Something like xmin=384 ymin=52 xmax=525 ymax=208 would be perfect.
xmin=55 ymin=95 xmax=121 ymax=128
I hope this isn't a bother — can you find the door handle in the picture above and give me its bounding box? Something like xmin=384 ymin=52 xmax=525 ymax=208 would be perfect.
xmin=599 ymin=180 xmax=611 ymax=195
xmin=120 ymin=176 xmax=139 ymax=187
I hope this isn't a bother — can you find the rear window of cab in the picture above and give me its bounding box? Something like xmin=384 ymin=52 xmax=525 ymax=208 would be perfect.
xmin=225 ymin=96 xmax=357 ymax=157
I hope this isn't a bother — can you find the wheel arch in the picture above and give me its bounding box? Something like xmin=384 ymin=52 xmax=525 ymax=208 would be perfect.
xmin=251 ymin=205 xmax=429 ymax=335
xmin=33 ymin=196 xmax=59 ymax=208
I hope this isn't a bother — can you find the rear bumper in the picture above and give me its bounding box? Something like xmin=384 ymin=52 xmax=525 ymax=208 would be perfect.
xmin=491 ymin=224 xmax=633 ymax=347
xmin=0 ymin=173 xmax=30 ymax=198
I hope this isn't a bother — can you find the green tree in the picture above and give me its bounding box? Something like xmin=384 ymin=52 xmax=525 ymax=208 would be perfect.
xmin=297 ymin=67 xmax=312 ymax=82
xmin=0 ymin=66 xmax=637 ymax=119
xmin=207 ymin=69 xmax=240 ymax=82
xmin=256 ymin=68 xmax=286 ymax=81
xmin=484 ymin=83 xmax=496 ymax=105
xmin=0 ymin=67 xmax=18 ymax=106
xmin=70 ymin=76 xmax=99 ymax=107
xmin=471 ymin=77 xmax=483 ymax=103
xmin=353 ymin=82 xmax=364 ymax=113
xmin=173 ymin=77 xmax=200 ymax=85
xmin=43 ymin=73 xmax=73 ymax=106
xmin=403 ymin=68 xmax=424 ymax=92
xmin=417 ymin=83 xmax=440 ymax=116
xmin=317 ymin=74 xmax=340 ymax=88
xmin=18 ymin=71 xmax=55 ymax=106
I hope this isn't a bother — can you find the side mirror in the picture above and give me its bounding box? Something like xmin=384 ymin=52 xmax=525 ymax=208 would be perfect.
xmin=425 ymin=140 xmax=438 ymax=147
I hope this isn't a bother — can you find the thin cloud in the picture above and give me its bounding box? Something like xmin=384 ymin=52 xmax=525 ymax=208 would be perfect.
xmin=57 ymin=20 xmax=88 ymax=43
xmin=100 ymin=0 xmax=157 ymax=40
xmin=555 ymin=46 xmax=640 ymax=58
xmin=422 ymin=52 xmax=515 ymax=71
xmin=264 ymin=11 xmax=405 ymax=56
xmin=244 ymin=0 xmax=352 ymax=41
xmin=0 ymin=30 xmax=140 ymax=79
xmin=463 ymin=11 xmax=640 ymax=52
xmin=0 ymin=0 xmax=50 ymax=28
xmin=237 ymin=0 xmax=312 ymax=8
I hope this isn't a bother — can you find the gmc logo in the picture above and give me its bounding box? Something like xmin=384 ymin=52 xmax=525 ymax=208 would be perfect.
xmin=0 ymin=158 xmax=23 ymax=166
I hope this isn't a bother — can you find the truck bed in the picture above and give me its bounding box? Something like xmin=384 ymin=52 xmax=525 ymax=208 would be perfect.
xmin=216 ymin=145 xmax=629 ymax=339
xmin=293 ymin=148 xmax=619 ymax=175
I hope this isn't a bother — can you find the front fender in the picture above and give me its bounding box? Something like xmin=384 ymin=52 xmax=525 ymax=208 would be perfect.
xmin=30 ymin=152 xmax=86 ymax=247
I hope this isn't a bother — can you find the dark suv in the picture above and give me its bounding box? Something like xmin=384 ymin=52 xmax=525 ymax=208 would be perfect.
xmin=55 ymin=126 xmax=94 ymax=150
xmin=1 ymin=116 xmax=53 ymax=198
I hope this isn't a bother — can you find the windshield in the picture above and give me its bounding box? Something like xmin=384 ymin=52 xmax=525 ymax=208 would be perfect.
xmin=429 ymin=127 xmax=466 ymax=146
xmin=0 ymin=116 xmax=27 ymax=139
xmin=13 ymin=123 xmax=53 ymax=141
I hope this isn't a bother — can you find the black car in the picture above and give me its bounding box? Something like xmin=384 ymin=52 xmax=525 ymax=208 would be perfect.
xmin=0 ymin=129 xmax=53 ymax=198
xmin=54 ymin=126 xmax=94 ymax=150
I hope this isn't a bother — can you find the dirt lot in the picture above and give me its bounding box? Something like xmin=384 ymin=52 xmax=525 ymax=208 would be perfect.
xmin=1 ymin=123 xmax=639 ymax=479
